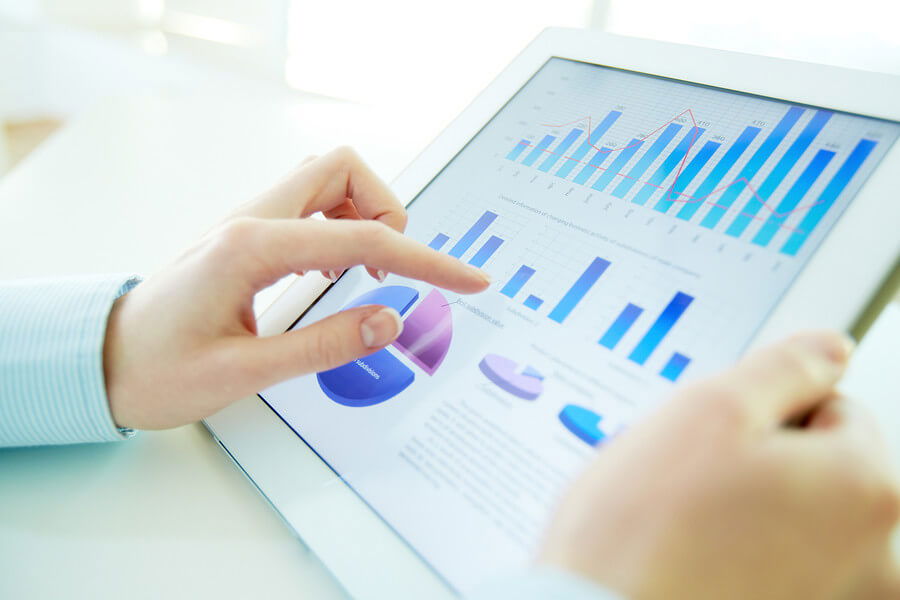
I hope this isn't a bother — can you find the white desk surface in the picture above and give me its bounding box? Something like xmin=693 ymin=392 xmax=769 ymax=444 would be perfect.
xmin=0 ymin=91 xmax=898 ymax=599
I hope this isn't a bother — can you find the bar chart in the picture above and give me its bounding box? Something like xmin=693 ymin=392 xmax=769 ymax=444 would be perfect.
xmin=430 ymin=210 xmax=696 ymax=382
xmin=505 ymin=104 xmax=881 ymax=257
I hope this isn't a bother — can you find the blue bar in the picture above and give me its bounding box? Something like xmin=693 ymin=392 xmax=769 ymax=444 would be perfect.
xmin=468 ymin=235 xmax=504 ymax=267
xmin=521 ymin=134 xmax=556 ymax=167
xmin=548 ymin=257 xmax=611 ymax=323
xmin=752 ymin=149 xmax=835 ymax=247
xmin=598 ymin=303 xmax=643 ymax=349
xmin=700 ymin=106 xmax=805 ymax=229
xmin=654 ymin=140 xmax=721 ymax=213
xmin=428 ymin=233 xmax=449 ymax=250
xmin=631 ymin=127 xmax=705 ymax=206
xmin=660 ymin=353 xmax=691 ymax=382
xmin=523 ymin=295 xmax=544 ymax=310
xmin=726 ymin=110 xmax=833 ymax=237
xmin=781 ymin=139 xmax=877 ymax=256
xmin=591 ymin=138 xmax=644 ymax=191
xmin=611 ymin=124 xmax=682 ymax=198
xmin=448 ymin=211 xmax=498 ymax=258
xmin=556 ymin=111 xmax=622 ymax=178
xmin=539 ymin=128 xmax=584 ymax=172
xmin=501 ymin=265 xmax=536 ymax=298
xmin=676 ymin=126 xmax=761 ymax=221
xmin=506 ymin=139 xmax=530 ymax=161
xmin=573 ymin=147 xmax=613 ymax=185
xmin=628 ymin=292 xmax=694 ymax=365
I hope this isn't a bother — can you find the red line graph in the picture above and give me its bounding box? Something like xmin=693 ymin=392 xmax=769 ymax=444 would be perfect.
xmin=517 ymin=109 xmax=823 ymax=231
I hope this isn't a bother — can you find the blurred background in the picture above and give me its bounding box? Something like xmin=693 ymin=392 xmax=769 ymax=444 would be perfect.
xmin=1 ymin=0 xmax=898 ymax=174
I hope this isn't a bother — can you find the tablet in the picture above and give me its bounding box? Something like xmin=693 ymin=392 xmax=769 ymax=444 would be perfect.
xmin=205 ymin=29 xmax=900 ymax=599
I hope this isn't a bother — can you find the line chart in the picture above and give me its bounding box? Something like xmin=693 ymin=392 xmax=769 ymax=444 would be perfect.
xmin=505 ymin=103 xmax=879 ymax=254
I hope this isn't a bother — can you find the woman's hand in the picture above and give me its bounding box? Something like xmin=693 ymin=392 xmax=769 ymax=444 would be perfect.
xmin=540 ymin=331 xmax=899 ymax=600
xmin=103 ymin=147 xmax=490 ymax=430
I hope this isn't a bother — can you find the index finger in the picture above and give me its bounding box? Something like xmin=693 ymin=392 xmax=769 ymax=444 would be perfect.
xmin=235 ymin=146 xmax=408 ymax=233
xmin=230 ymin=217 xmax=491 ymax=294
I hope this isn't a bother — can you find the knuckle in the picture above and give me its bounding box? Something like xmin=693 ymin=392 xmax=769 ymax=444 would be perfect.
xmin=331 ymin=145 xmax=360 ymax=166
xmin=778 ymin=344 xmax=825 ymax=385
xmin=689 ymin=379 xmax=751 ymax=425
xmin=358 ymin=219 xmax=389 ymax=244
xmin=214 ymin=217 xmax=259 ymax=251
xmin=311 ymin=328 xmax=351 ymax=369
xmin=395 ymin=209 xmax=409 ymax=230
xmin=828 ymin=455 xmax=899 ymax=526
xmin=667 ymin=379 xmax=751 ymax=439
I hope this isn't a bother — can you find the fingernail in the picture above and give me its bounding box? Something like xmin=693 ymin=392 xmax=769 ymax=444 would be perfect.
xmin=469 ymin=265 xmax=491 ymax=284
xmin=802 ymin=331 xmax=855 ymax=366
xmin=360 ymin=307 xmax=403 ymax=348
xmin=837 ymin=333 xmax=856 ymax=360
xmin=376 ymin=269 xmax=387 ymax=283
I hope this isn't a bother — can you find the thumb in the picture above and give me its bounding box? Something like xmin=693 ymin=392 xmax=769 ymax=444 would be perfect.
xmin=240 ymin=304 xmax=403 ymax=389
xmin=683 ymin=331 xmax=854 ymax=431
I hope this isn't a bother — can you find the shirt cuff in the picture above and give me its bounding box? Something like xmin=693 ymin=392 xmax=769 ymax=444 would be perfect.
xmin=467 ymin=566 xmax=625 ymax=600
xmin=0 ymin=274 xmax=141 ymax=447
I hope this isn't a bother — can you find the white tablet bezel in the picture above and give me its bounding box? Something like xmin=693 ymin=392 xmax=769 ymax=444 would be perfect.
xmin=204 ymin=28 xmax=900 ymax=599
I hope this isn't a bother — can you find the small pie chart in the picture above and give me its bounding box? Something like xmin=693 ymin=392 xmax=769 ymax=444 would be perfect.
xmin=558 ymin=405 xmax=608 ymax=447
xmin=317 ymin=285 xmax=453 ymax=407
xmin=478 ymin=354 xmax=544 ymax=400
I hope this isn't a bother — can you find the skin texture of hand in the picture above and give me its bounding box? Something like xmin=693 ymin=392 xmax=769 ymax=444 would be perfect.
xmin=539 ymin=331 xmax=900 ymax=600
xmin=103 ymin=147 xmax=490 ymax=430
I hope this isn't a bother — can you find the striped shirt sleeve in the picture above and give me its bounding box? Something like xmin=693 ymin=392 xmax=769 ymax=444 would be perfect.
xmin=0 ymin=274 xmax=141 ymax=447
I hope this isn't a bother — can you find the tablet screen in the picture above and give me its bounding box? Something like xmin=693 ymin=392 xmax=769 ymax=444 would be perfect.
xmin=260 ymin=58 xmax=899 ymax=592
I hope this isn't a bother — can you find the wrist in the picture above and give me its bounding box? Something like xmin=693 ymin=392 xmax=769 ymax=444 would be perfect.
xmin=103 ymin=292 xmax=133 ymax=429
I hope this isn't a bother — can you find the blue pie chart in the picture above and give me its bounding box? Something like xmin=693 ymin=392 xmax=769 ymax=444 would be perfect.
xmin=316 ymin=284 xmax=453 ymax=407
xmin=558 ymin=404 xmax=607 ymax=447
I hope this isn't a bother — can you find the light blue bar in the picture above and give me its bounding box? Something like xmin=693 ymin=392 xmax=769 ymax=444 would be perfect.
xmin=521 ymin=135 xmax=556 ymax=167
xmin=556 ymin=111 xmax=622 ymax=178
xmin=598 ymin=303 xmax=643 ymax=350
xmin=631 ymin=127 xmax=705 ymax=206
xmin=500 ymin=265 xmax=536 ymax=298
xmin=539 ymin=128 xmax=584 ymax=172
xmin=611 ymin=124 xmax=682 ymax=198
xmin=676 ymin=126 xmax=761 ymax=221
xmin=428 ymin=233 xmax=450 ymax=250
xmin=523 ymin=295 xmax=544 ymax=310
xmin=660 ymin=353 xmax=691 ymax=382
xmin=591 ymin=138 xmax=644 ymax=191
xmin=752 ymin=149 xmax=835 ymax=247
xmin=628 ymin=292 xmax=694 ymax=365
xmin=700 ymin=106 xmax=805 ymax=229
xmin=468 ymin=235 xmax=504 ymax=267
xmin=548 ymin=257 xmax=611 ymax=323
xmin=506 ymin=139 xmax=530 ymax=161
xmin=781 ymin=139 xmax=877 ymax=256
xmin=726 ymin=110 xmax=833 ymax=237
xmin=573 ymin=147 xmax=613 ymax=185
xmin=654 ymin=140 xmax=721 ymax=213
xmin=448 ymin=211 xmax=498 ymax=258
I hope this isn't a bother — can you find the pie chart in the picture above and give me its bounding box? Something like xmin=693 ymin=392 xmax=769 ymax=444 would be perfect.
xmin=317 ymin=285 xmax=453 ymax=407
xmin=558 ymin=404 xmax=608 ymax=446
xmin=478 ymin=354 xmax=544 ymax=400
